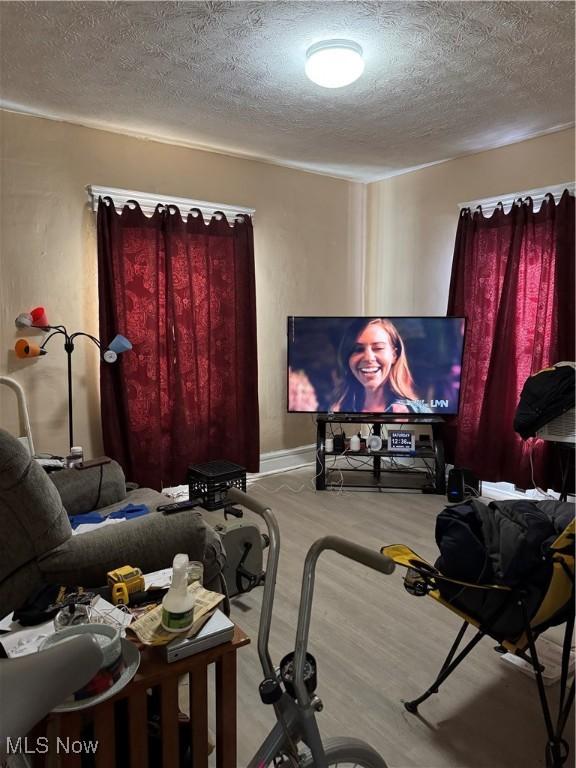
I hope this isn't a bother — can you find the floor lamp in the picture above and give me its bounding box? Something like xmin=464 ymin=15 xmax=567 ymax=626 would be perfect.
xmin=14 ymin=306 xmax=131 ymax=451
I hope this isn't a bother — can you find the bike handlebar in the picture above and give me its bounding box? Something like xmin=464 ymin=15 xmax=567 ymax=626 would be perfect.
xmin=227 ymin=487 xmax=279 ymax=680
xmin=225 ymin=488 xmax=395 ymax=707
xmin=311 ymin=536 xmax=395 ymax=575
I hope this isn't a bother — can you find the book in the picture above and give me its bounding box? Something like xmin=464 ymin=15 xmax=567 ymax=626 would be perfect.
xmin=165 ymin=609 xmax=234 ymax=663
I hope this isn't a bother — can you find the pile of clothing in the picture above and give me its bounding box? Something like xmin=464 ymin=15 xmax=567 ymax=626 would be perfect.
xmin=514 ymin=362 xmax=575 ymax=439
xmin=435 ymin=498 xmax=574 ymax=639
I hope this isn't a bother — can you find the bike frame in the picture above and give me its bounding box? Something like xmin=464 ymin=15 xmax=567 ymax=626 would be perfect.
xmin=228 ymin=488 xmax=394 ymax=768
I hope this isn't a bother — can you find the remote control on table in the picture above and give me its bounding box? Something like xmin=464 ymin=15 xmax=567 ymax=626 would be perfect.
xmin=157 ymin=499 xmax=201 ymax=514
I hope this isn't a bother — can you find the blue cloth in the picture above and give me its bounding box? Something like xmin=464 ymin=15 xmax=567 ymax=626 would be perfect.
xmin=109 ymin=503 xmax=150 ymax=521
xmin=69 ymin=511 xmax=103 ymax=529
xmin=69 ymin=503 xmax=149 ymax=529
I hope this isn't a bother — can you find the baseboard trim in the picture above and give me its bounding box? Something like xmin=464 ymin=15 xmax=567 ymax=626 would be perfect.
xmin=254 ymin=450 xmax=571 ymax=502
xmin=481 ymin=481 xmax=528 ymax=500
xmin=481 ymin=481 xmax=570 ymax=502
xmin=256 ymin=443 xmax=316 ymax=476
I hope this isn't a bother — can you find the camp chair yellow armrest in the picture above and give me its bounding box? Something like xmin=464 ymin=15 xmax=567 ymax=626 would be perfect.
xmin=551 ymin=518 xmax=575 ymax=552
xmin=381 ymin=544 xmax=511 ymax=592
xmin=381 ymin=544 xmax=437 ymax=572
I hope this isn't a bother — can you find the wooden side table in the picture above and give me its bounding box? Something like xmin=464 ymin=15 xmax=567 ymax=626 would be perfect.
xmin=33 ymin=625 xmax=249 ymax=768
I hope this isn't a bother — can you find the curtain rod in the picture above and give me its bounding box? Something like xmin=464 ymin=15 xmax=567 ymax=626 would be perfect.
xmin=458 ymin=182 xmax=575 ymax=216
xmin=87 ymin=185 xmax=255 ymax=225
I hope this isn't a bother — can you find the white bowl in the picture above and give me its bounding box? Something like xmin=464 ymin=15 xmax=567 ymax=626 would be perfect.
xmin=40 ymin=623 xmax=122 ymax=668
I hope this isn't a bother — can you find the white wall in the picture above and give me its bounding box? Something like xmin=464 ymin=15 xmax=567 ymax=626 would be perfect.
xmin=0 ymin=110 xmax=364 ymax=458
xmin=2 ymin=111 xmax=572 ymax=462
xmin=365 ymin=128 xmax=575 ymax=314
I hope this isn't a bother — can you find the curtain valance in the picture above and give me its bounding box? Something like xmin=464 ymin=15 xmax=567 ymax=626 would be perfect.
xmin=87 ymin=185 xmax=255 ymax=226
xmin=458 ymin=182 xmax=574 ymax=216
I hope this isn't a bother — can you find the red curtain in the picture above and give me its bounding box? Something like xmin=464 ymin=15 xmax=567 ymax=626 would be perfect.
xmin=97 ymin=200 xmax=259 ymax=489
xmin=446 ymin=190 xmax=574 ymax=490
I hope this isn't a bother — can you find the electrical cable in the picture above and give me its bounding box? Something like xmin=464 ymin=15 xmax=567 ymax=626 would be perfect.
xmin=529 ymin=439 xmax=556 ymax=499
xmin=251 ymin=446 xmax=333 ymax=494
xmin=343 ymin=453 xmax=376 ymax=470
xmin=93 ymin=463 xmax=104 ymax=510
xmin=251 ymin=445 xmax=358 ymax=498
xmin=252 ymin=419 xmax=435 ymax=495
xmin=88 ymin=597 xmax=131 ymax=630
xmin=421 ymin=458 xmax=435 ymax=479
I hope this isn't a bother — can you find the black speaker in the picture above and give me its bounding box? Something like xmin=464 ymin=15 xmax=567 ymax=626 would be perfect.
xmin=447 ymin=468 xmax=481 ymax=503
xmin=447 ymin=469 xmax=465 ymax=503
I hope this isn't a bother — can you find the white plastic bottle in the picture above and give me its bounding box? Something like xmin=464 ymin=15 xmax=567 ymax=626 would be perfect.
xmin=161 ymin=554 xmax=195 ymax=633
xmin=66 ymin=446 xmax=84 ymax=468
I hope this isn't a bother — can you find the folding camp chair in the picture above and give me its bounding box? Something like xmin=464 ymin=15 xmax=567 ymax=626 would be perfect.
xmin=382 ymin=518 xmax=575 ymax=768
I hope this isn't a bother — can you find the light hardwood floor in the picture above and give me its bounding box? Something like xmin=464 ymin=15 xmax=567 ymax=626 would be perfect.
xmin=219 ymin=467 xmax=574 ymax=768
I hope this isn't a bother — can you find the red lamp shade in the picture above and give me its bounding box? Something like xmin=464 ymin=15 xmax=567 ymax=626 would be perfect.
xmin=30 ymin=307 xmax=49 ymax=327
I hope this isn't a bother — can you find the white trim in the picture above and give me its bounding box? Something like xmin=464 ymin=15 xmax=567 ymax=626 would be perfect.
xmin=481 ymin=481 xmax=573 ymax=502
xmin=458 ymin=183 xmax=575 ymax=215
xmin=87 ymin=185 xmax=255 ymax=225
xmin=244 ymin=447 xmax=574 ymax=502
xmin=255 ymin=444 xmax=316 ymax=476
xmin=481 ymin=481 xmax=530 ymax=501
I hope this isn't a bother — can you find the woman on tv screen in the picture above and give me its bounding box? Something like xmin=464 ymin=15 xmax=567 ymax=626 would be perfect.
xmin=287 ymin=316 xmax=464 ymax=414
xmin=331 ymin=318 xmax=431 ymax=413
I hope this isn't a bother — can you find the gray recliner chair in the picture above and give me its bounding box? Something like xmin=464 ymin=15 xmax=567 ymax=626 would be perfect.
xmin=0 ymin=428 xmax=226 ymax=619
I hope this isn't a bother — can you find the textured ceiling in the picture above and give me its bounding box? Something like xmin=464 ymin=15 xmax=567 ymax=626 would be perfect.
xmin=0 ymin=1 xmax=574 ymax=181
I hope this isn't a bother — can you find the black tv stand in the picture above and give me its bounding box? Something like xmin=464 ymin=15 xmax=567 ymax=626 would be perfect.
xmin=315 ymin=414 xmax=446 ymax=494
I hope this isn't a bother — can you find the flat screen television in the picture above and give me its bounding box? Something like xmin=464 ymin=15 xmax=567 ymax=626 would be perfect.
xmin=287 ymin=316 xmax=465 ymax=416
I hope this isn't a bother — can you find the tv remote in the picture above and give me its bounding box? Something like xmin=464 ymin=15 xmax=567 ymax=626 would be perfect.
xmin=158 ymin=499 xmax=201 ymax=514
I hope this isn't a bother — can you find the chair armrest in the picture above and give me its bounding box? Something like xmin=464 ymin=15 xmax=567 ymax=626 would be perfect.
xmin=381 ymin=544 xmax=511 ymax=591
xmin=50 ymin=460 xmax=126 ymax=515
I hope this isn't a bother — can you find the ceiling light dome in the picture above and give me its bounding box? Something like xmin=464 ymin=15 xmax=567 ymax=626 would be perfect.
xmin=305 ymin=39 xmax=364 ymax=89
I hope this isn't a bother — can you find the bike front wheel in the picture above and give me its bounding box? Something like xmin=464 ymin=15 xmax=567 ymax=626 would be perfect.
xmin=299 ymin=736 xmax=389 ymax=767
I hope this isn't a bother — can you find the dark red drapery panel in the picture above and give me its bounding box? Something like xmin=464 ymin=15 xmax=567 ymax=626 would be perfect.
xmin=446 ymin=190 xmax=574 ymax=490
xmin=97 ymin=200 xmax=259 ymax=489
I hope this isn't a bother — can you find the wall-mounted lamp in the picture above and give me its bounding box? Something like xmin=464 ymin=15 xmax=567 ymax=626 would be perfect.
xmin=14 ymin=308 xmax=132 ymax=450
xmin=305 ymin=39 xmax=365 ymax=88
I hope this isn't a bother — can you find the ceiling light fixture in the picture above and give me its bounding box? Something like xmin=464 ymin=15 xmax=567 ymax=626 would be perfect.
xmin=305 ymin=39 xmax=364 ymax=89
